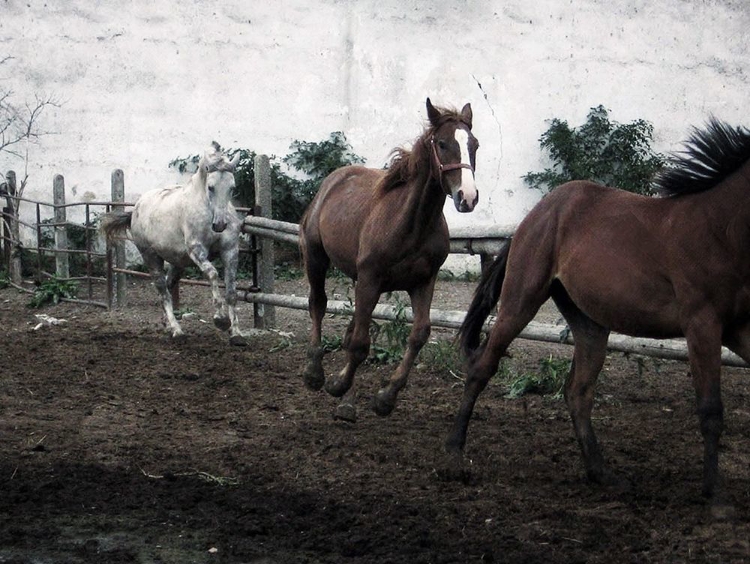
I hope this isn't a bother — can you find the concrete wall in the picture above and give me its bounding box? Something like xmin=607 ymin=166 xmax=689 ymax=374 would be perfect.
xmin=2 ymin=0 xmax=749 ymax=234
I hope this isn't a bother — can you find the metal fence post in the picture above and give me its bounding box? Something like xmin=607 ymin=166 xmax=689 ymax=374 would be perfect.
xmin=111 ymin=169 xmax=126 ymax=307
xmin=254 ymin=154 xmax=275 ymax=329
xmin=53 ymin=174 xmax=69 ymax=279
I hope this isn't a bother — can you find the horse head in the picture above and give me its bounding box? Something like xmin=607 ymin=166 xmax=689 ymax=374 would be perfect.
xmin=425 ymin=98 xmax=479 ymax=213
xmin=199 ymin=142 xmax=240 ymax=233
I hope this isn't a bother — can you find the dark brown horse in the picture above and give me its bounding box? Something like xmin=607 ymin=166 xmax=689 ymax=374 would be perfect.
xmin=300 ymin=98 xmax=479 ymax=421
xmin=448 ymin=119 xmax=750 ymax=499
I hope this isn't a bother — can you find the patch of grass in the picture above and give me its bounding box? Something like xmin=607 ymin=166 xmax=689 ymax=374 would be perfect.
xmin=275 ymin=262 xmax=305 ymax=281
xmin=503 ymin=355 xmax=571 ymax=399
xmin=27 ymin=276 xmax=78 ymax=308
xmin=438 ymin=269 xmax=480 ymax=283
xmin=368 ymin=295 xmax=410 ymax=365
xmin=322 ymin=334 xmax=343 ymax=353
xmin=174 ymin=307 xmax=194 ymax=319
xmin=421 ymin=339 xmax=464 ymax=376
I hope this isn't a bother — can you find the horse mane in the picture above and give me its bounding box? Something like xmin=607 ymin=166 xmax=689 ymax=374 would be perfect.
xmin=654 ymin=118 xmax=750 ymax=197
xmin=378 ymin=105 xmax=470 ymax=193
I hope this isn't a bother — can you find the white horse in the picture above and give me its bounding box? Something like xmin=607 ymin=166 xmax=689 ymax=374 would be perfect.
xmin=103 ymin=142 xmax=247 ymax=345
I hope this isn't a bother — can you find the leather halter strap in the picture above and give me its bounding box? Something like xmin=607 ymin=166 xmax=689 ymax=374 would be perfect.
xmin=429 ymin=136 xmax=474 ymax=191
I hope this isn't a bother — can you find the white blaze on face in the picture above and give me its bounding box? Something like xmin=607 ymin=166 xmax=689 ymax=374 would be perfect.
xmin=453 ymin=128 xmax=478 ymax=213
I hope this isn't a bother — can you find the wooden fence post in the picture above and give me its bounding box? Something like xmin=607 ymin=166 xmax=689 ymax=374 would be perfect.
xmin=1 ymin=173 xmax=11 ymax=275
xmin=254 ymin=154 xmax=275 ymax=329
xmin=6 ymin=170 xmax=21 ymax=284
xmin=111 ymin=169 xmax=126 ymax=307
xmin=53 ymin=174 xmax=69 ymax=279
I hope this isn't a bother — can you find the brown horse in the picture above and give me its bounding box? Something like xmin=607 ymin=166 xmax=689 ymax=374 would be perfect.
xmin=448 ymin=119 xmax=750 ymax=499
xmin=300 ymin=98 xmax=479 ymax=421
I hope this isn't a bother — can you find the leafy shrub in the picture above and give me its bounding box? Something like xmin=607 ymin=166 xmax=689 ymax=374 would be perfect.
xmin=27 ymin=276 xmax=78 ymax=308
xmin=170 ymin=132 xmax=364 ymax=223
xmin=32 ymin=216 xmax=104 ymax=278
xmin=524 ymin=105 xmax=665 ymax=195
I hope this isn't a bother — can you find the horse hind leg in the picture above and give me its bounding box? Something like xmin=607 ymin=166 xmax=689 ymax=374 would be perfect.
xmin=325 ymin=279 xmax=378 ymax=399
xmin=372 ymin=282 xmax=435 ymax=417
xmin=145 ymin=253 xmax=184 ymax=338
xmin=332 ymin=318 xmax=358 ymax=421
xmin=552 ymin=286 xmax=612 ymax=485
xmin=166 ymin=264 xmax=183 ymax=311
xmin=302 ymin=245 xmax=330 ymax=391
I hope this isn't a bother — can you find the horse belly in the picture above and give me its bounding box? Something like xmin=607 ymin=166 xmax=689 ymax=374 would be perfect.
xmin=559 ymin=254 xmax=682 ymax=339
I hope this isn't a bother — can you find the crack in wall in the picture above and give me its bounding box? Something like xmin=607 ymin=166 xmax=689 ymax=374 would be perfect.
xmin=472 ymin=73 xmax=503 ymax=195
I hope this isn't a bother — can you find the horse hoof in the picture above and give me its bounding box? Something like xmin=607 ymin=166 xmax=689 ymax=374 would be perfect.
xmin=213 ymin=315 xmax=231 ymax=331
xmin=587 ymin=467 xmax=629 ymax=492
xmin=229 ymin=335 xmax=248 ymax=347
xmin=333 ymin=402 xmax=357 ymax=423
xmin=372 ymin=389 xmax=396 ymax=417
xmin=324 ymin=378 xmax=350 ymax=398
xmin=709 ymin=498 xmax=736 ymax=521
xmin=171 ymin=331 xmax=186 ymax=341
xmin=303 ymin=368 xmax=325 ymax=391
xmin=436 ymin=450 xmax=471 ymax=484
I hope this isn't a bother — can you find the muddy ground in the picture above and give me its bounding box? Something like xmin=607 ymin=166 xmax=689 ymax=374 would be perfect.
xmin=1 ymin=276 xmax=750 ymax=563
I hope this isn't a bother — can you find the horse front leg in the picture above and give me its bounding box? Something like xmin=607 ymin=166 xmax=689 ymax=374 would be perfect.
xmin=685 ymin=315 xmax=724 ymax=499
xmin=221 ymin=240 xmax=247 ymax=346
xmin=187 ymin=243 xmax=227 ymax=331
xmin=372 ymin=281 xmax=435 ymax=417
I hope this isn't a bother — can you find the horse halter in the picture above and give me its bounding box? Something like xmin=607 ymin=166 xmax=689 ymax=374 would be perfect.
xmin=429 ymin=135 xmax=474 ymax=192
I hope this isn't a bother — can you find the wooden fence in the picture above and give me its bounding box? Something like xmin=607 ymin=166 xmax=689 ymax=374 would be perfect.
xmin=2 ymin=158 xmax=747 ymax=368
xmin=0 ymin=165 xmax=263 ymax=318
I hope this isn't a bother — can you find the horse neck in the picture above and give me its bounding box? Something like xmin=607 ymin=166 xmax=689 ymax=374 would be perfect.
xmin=682 ymin=160 xmax=750 ymax=249
xmin=402 ymin=170 xmax=446 ymax=234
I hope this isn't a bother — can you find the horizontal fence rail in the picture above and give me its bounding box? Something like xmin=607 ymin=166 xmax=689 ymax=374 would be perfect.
xmin=240 ymin=292 xmax=748 ymax=368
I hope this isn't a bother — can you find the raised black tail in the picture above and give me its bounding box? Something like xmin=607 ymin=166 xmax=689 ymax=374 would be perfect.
xmin=101 ymin=210 xmax=133 ymax=245
xmin=458 ymin=240 xmax=511 ymax=356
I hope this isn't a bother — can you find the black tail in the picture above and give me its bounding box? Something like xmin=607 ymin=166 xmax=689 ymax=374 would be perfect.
xmin=101 ymin=211 xmax=133 ymax=245
xmin=458 ymin=240 xmax=511 ymax=356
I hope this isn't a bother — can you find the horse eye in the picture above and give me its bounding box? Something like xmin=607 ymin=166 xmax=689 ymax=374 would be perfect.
xmin=208 ymin=185 xmax=215 ymax=193
xmin=437 ymin=140 xmax=448 ymax=150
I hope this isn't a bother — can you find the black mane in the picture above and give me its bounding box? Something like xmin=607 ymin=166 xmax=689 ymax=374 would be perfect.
xmin=654 ymin=118 xmax=750 ymax=197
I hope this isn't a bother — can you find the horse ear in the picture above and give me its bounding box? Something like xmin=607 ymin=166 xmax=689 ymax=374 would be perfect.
xmin=461 ymin=103 xmax=473 ymax=130
xmin=426 ymin=97 xmax=441 ymax=127
xmin=229 ymin=152 xmax=241 ymax=170
xmin=197 ymin=154 xmax=209 ymax=179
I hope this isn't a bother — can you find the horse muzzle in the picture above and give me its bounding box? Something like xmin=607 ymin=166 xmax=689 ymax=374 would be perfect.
xmin=453 ymin=188 xmax=479 ymax=213
xmin=212 ymin=220 xmax=228 ymax=233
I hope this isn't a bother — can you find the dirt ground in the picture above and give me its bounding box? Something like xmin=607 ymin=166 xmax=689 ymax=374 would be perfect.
xmin=1 ymin=276 xmax=750 ymax=564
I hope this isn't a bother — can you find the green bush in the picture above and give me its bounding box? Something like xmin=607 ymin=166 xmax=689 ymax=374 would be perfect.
xmin=27 ymin=276 xmax=78 ymax=308
xmin=523 ymin=105 xmax=665 ymax=196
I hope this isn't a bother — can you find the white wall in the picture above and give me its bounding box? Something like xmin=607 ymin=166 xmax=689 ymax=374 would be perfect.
xmin=2 ymin=0 xmax=749 ymax=234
